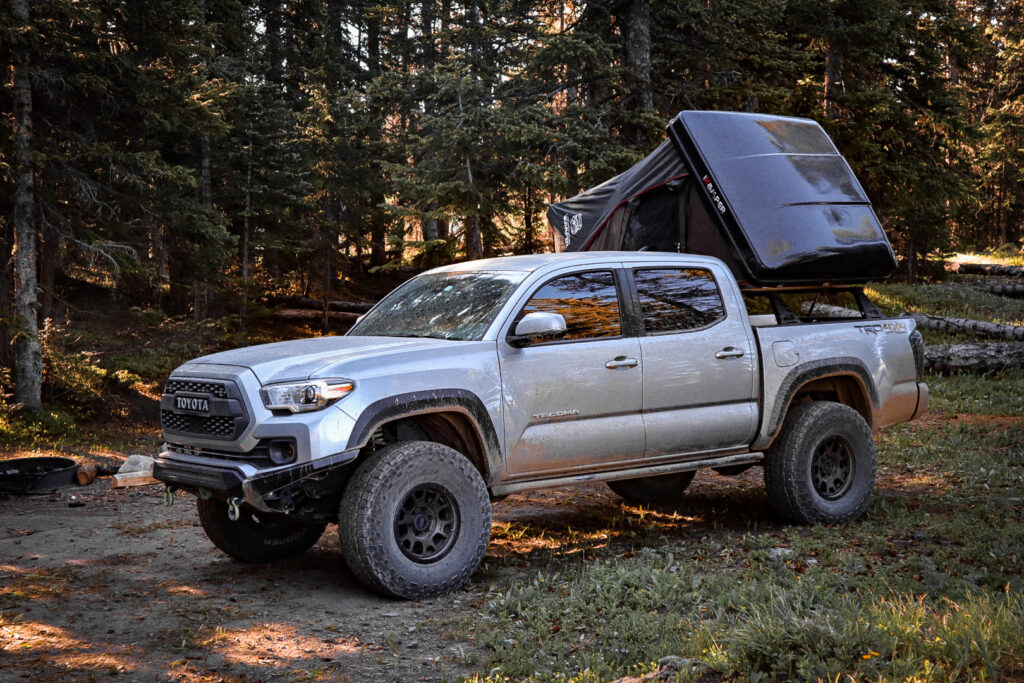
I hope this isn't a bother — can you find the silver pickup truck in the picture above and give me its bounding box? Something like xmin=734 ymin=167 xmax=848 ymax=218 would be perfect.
xmin=154 ymin=251 xmax=927 ymax=598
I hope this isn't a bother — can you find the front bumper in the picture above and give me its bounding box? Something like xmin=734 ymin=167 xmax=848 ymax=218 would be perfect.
xmin=154 ymin=447 xmax=360 ymax=513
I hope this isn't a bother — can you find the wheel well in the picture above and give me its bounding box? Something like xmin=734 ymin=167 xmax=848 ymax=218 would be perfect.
xmin=373 ymin=411 xmax=490 ymax=480
xmin=789 ymin=375 xmax=873 ymax=428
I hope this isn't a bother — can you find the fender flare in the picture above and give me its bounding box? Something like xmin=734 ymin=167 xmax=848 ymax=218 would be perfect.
xmin=345 ymin=389 xmax=502 ymax=474
xmin=764 ymin=358 xmax=879 ymax=444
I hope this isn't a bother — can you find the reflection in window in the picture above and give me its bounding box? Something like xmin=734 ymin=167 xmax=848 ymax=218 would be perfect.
xmin=349 ymin=271 xmax=526 ymax=340
xmin=635 ymin=268 xmax=725 ymax=333
xmin=521 ymin=272 xmax=621 ymax=341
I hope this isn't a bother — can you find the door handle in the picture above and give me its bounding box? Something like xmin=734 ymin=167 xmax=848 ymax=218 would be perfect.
xmin=715 ymin=347 xmax=746 ymax=359
xmin=605 ymin=356 xmax=639 ymax=369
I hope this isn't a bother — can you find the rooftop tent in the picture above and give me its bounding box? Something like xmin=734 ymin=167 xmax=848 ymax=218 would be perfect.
xmin=548 ymin=111 xmax=898 ymax=286
xmin=546 ymin=139 xmax=689 ymax=252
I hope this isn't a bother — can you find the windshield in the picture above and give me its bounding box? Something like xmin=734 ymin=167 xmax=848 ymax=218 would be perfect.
xmin=348 ymin=270 xmax=526 ymax=341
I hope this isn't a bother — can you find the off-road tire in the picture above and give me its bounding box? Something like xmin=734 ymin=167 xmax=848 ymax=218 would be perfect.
xmin=607 ymin=471 xmax=695 ymax=506
xmin=764 ymin=401 xmax=876 ymax=524
xmin=197 ymin=498 xmax=326 ymax=563
xmin=338 ymin=441 xmax=491 ymax=599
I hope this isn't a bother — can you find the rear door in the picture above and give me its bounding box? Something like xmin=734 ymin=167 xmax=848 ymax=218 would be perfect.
xmin=497 ymin=269 xmax=645 ymax=475
xmin=630 ymin=264 xmax=758 ymax=457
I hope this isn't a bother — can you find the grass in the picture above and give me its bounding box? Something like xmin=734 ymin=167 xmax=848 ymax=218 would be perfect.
xmin=462 ymin=369 xmax=1024 ymax=681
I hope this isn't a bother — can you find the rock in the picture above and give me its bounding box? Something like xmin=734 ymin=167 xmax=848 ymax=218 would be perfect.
xmin=112 ymin=455 xmax=158 ymax=488
xmin=769 ymin=547 xmax=794 ymax=560
xmin=659 ymin=656 xmax=710 ymax=676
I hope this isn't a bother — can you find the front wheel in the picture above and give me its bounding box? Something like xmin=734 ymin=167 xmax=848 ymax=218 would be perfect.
xmin=764 ymin=401 xmax=876 ymax=524
xmin=197 ymin=498 xmax=326 ymax=563
xmin=338 ymin=441 xmax=491 ymax=599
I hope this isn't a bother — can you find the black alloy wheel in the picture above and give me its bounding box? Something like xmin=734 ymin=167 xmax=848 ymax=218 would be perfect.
xmin=394 ymin=483 xmax=461 ymax=563
xmin=810 ymin=435 xmax=854 ymax=501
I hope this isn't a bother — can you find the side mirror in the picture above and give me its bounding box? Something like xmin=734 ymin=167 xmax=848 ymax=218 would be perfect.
xmin=508 ymin=312 xmax=567 ymax=347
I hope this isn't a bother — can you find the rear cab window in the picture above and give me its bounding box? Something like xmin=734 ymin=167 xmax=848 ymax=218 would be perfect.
xmin=633 ymin=268 xmax=726 ymax=334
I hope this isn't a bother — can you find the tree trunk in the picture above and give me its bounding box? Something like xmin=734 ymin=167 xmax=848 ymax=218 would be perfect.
xmin=823 ymin=19 xmax=845 ymax=120
xmin=465 ymin=215 xmax=482 ymax=261
xmin=240 ymin=134 xmax=252 ymax=340
xmin=925 ymin=343 xmax=1024 ymax=374
xmin=420 ymin=1 xmax=439 ymax=243
xmin=11 ymin=0 xmax=42 ymax=410
xmin=908 ymin=312 xmax=1024 ymax=341
xmin=952 ymin=262 xmax=1024 ymax=278
xmin=969 ymin=282 xmax=1024 ymax=298
xmin=523 ymin=186 xmax=535 ymax=254
xmin=622 ymin=0 xmax=653 ymax=112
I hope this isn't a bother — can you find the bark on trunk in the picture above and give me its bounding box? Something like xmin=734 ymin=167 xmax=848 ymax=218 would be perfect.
xmin=11 ymin=0 xmax=42 ymax=410
xmin=273 ymin=308 xmax=360 ymax=324
xmin=952 ymin=262 xmax=1024 ymax=278
xmin=276 ymin=296 xmax=373 ymax=313
xmin=908 ymin=312 xmax=1024 ymax=341
xmin=925 ymin=343 xmax=1024 ymax=374
xmin=622 ymin=0 xmax=653 ymax=111
xmin=240 ymin=134 xmax=252 ymax=339
xmin=798 ymin=302 xmax=1024 ymax=342
xmin=465 ymin=214 xmax=482 ymax=261
xmin=969 ymin=282 xmax=1024 ymax=298
xmin=823 ymin=18 xmax=845 ymax=120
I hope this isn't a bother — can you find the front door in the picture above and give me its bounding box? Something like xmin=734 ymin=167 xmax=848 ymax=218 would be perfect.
xmin=498 ymin=269 xmax=645 ymax=475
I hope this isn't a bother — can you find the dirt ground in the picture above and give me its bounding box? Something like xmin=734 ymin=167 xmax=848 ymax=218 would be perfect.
xmin=2 ymin=469 xmax=756 ymax=683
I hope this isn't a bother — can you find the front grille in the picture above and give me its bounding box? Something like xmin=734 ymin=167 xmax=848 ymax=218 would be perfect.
xmin=164 ymin=379 xmax=229 ymax=398
xmin=161 ymin=378 xmax=248 ymax=441
xmin=161 ymin=412 xmax=236 ymax=437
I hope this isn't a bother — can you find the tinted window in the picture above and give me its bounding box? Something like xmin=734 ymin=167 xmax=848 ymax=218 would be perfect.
xmin=520 ymin=271 xmax=621 ymax=341
xmin=349 ymin=271 xmax=526 ymax=341
xmin=634 ymin=268 xmax=725 ymax=333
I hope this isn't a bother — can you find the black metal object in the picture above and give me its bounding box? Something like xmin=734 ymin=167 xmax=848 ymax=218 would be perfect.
xmin=393 ymin=483 xmax=461 ymax=564
xmin=160 ymin=379 xmax=249 ymax=441
xmin=666 ymin=111 xmax=897 ymax=285
xmin=0 ymin=456 xmax=79 ymax=494
xmin=547 ymin=111 xmax=899 ymax=287
xmin=811 ymin=435 xmax=855 ymax=500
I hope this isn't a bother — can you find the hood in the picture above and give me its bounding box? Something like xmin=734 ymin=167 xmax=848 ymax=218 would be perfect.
xmin=189 ymin=336 xmax=461 ymax=385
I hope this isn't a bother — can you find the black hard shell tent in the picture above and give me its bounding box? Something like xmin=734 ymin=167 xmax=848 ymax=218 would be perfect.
xmin=547 ymin=111 xmax=898 ymax=287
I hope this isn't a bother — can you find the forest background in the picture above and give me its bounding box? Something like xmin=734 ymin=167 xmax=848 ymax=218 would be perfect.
xmin=2 ymin=0 xmax=1023 ymax=413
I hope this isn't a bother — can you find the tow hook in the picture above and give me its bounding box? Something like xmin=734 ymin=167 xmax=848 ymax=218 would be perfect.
xmin=227 ymin=497 xmax=242 ymax=521
xmin=163 ymin=485 xmax=178 ymax=507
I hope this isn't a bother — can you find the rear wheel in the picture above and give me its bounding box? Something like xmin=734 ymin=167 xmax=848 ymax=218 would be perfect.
xmin=338 ymin=441 xmax=491 ymax=599
xmin=764 ymin=401 xmax=876 ymax=524
xmin=607 ymin=471 xmax=695 ymax=506
xmin=197 ymin=498 xmax=326 ymax=563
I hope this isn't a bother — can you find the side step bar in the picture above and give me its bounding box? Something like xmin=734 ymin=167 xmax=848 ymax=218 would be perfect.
xmin=490 ymin=452 xmax=764 ymax=497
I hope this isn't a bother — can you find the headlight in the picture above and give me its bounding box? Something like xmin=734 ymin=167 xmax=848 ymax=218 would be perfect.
xmin=259 ymin=379 xmax=354 ymax=413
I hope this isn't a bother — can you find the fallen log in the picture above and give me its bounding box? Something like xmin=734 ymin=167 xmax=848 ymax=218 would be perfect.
xmin=275 ymin=296 xmax=375 ymax=314
xmin=907 ymin=312 xmax=1024 ymax=341
xmin=925 ymin=342 xmax=1024 ymax=374
xmin=273 ymin=308 xmax=360 ymax=324
xmin=799 ymin=302 xmax=1024 ymax=341
xmin=798 ymin=302 xmax=862 ymax=318
xmin=952 ymin=262 xmax=1024 ymax=278
xmin=969 ymin=282 xmax=1024 ymax=298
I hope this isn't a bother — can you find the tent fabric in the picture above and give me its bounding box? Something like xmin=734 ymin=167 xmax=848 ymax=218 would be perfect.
xmin=547 ymin=111 xmax=898 ymax=287
xmin=547 ymin=139 xmax=688 ymax=251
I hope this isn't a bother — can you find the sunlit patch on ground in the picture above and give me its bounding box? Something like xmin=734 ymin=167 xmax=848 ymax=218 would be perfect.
xmin=189 ymin=621 xmax=384 ymax=676
xmin=0 ymin=618 xmax=141 ymax=676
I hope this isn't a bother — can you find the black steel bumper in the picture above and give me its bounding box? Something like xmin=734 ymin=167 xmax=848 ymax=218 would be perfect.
xmin=153 ymin=448 xmax=361 ymax=512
